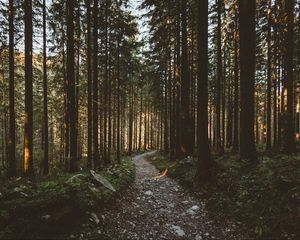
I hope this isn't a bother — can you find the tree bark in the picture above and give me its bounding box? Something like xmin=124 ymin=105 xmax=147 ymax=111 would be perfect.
xmin=116 ymin=38 xmax=121 ymax=163
xmin=86 ymin=0 xmax=92 ymax=168
xmin=239 ymin=0 xmax=257 ymax=160
xmin=67 ymin=0 xmax=77 ymax=172
xmin=216 ymin=0 xmax=223 ymax=154
xmin=43 ymin=0 xmax=49 ymax=175
xmin=8 ymin=0 xmax=16 ymax=177
xmin=180 ymin=0 xmax=193 ymax=156
xmin=266 ymin=0 xmax=272 ymax=150
xmin=283 ymin=0 xmax=295 ymax=153
xmin=197 ymin=0 xmax=211 ymax=176
xmin=93 ymin=0 xmax=100 ymax=167
xmin=24 ymin=0 xmax=34 ymax=177
xmin=233 ymin=4 xmax=239 ymax=152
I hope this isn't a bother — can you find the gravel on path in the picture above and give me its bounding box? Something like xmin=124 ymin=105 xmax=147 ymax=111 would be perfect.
xmin=73 ymin=151 xmax=247 ymax=240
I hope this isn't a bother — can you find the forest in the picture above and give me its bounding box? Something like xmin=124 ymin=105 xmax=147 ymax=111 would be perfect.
xmin=0 ymin=0 xmax=299 ymax=239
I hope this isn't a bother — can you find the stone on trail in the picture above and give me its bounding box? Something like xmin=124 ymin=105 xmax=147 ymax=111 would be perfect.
xmin=170 ymin=225 xmax=185 ymax=237
xmin=90 ymin=212 xmax=100 ymax=224
xmin=168 ymin=203 xmax=175 ymax=208
xmin=195 ymin=234 xmax=203 ymax=240
xmin=41 ymin=214 xmax=51 ymax=220
xmin=187 ymin=205 xmax=200 ymax=215
xmin=191 ymin=205 xmax=200 ymax=211
xmin=144 ymin=190 xmax=153 ymax=196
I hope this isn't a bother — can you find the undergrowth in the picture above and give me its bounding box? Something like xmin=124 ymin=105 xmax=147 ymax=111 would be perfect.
xmin=148 ymin=153 xmax=300 ymax=239
xmin=0 ymin=158 xmax=135 ymax=239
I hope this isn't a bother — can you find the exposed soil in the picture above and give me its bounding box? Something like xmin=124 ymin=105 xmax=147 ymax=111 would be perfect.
xmin=73 ymin=152 xmax=248 ymax=240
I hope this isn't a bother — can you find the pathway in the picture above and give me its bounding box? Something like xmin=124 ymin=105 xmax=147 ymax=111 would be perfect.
xmin=74 ymin=151 xmax=246 ymax=240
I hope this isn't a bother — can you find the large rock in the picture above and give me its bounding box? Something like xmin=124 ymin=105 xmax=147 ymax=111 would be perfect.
xmin=90 ymin=170 xmax=116 ymax=192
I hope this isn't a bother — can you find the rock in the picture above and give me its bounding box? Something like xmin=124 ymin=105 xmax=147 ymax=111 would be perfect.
xmin=70 ymin=234 xmax=75 ymax=239
xmin=191 ymin=205 xmax=200 ymax=211
xmin=90 ymin=212 xmax=100 ymax=224
xmin=168 ymin=203 xmax=175 ymax=208
xmin=182 ymin=200 xmax=189 ymax=204
xmin=187 ymin=205 xmax=200 ymax=215
xmin=195 ymin=234 xmax=203 ymax=240
xmin=187 ymin=208 xmax=195 ymax=215
xmin=144 ymin=190 xmax=153 ymax=196
xmin=20 ymin=192 xmax=29 ymax=197
xmin=42 ymin=214 xmax=51 ymax=220
xmin=170 ymin=225 xmax=185 ymax=237
xmin=13 ymin=185 xmax=27 ymax=192
xmin=90 ymin=170 xmax=116 ymax=192
xmin=139 ymin=210 xmax=145 ymax=215
xmin=129 ymin=221 xmax=136 ymax=227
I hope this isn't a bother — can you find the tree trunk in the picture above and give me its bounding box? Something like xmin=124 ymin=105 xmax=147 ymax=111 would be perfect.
xmin=116 ymin=38 xmax=121 ymax=163
xmin=24 ymin=0 xmax=34 ymax=177
xmin=273 ymin=59 xmax=278 ymax=147
xmin=283 ymin=0 xmax=295 ymax=153
xmin=86 ymin=0 xmax=92 ymax=168
xmin=164 ymin=70 xmax=169 ymax=153
xmin=239 ymin=0 xmax=257 ymax=161
xmin=76 ymin=3 xmax=81 ymax=161
xmin=197 ymin=0 xmax=211 ymax=175
xmin=128 ymin=86 xmax=133 ymax=154
xmin=233 ymin=5 xmax=239 ymax=152
xmin=43 ymin=0 xmax=49 ymax=175
xmin=180 ymin=0 xmax=193 ymax=156
xmin=266 ymin=0 xmax=272 ymax=150
xmin=175 ymin=8 xmax=181 ymax=158
xmin=8 ymin=0 xmax=16 ymax=177
xmin=67 ymin=0 xmax=77 ymax=172
xmin=103 ymin=2 xmax=108 ymax=164
xmin=138 ymin=88 xmax=143 ymax=151
xmin=108 ymin=49 xmax=112 ymax=163
xmin=93 ymin=0 xmax=100 ymax=167
xmin=216 ymin=0 xmax=223 ymax=154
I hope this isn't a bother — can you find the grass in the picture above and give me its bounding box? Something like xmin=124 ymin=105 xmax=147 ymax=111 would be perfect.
xmin=0 ymin=157 xmax=135 ymax=239
xmin=148 ymin=152 xmax=300 ymax=239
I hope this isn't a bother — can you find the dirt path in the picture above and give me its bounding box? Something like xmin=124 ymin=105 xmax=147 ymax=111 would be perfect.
xmin=74 ymin=152 xmax=246 ymax=240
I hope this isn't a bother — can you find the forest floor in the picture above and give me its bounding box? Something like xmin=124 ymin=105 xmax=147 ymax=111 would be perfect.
xmin=73 ymin=151 xmax=247 ymax=240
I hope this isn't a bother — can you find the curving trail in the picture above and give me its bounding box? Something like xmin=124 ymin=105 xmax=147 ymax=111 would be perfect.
xmin=74 ymin=151 xmax=246 ymax=240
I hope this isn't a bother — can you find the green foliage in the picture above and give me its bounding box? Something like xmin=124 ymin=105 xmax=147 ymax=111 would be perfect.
xmin=0 ymin=158 xmax=135 ymax=239
xmin=149 ymin=153 xmax=300 ymax=239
